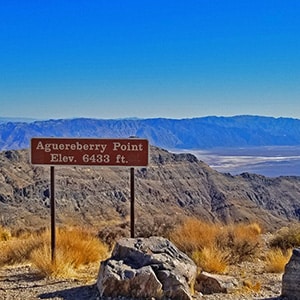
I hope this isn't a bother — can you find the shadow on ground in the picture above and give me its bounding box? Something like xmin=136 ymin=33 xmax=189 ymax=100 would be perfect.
xmin=39 ymin=284 xmax=99 ymax=300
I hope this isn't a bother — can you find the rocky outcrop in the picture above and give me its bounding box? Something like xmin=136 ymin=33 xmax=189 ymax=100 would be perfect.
xmin=282 ymin=248 xmax=300 ymax=299
xmin=97 ymin=237 xmax=197 ymax=299
xmin=1 ymin=147 xmax=300 ymax=232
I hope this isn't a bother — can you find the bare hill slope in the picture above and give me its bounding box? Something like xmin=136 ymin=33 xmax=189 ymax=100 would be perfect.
xmin=1 ymin=147 xmax=300 ymax=232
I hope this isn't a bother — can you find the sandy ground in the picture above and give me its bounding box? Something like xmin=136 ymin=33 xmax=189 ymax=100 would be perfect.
xmin=0 ymin=262 xmax=286 ymax=300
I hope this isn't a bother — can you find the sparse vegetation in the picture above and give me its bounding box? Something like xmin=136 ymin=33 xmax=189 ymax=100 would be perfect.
xmin=264 ymin=248 xmax=292 ymax=273
xmin=241 ymin=279 xmax=261 ymax=293
xmin=269 ymin=224 xmax=300 ymax=251
xmin=192 ymin=246 xmax=230 ymax=274
xmin=221 ymin=222 xmax=262 ymax=264
xmin=0 ymin=225 xmax=11 ymax=241
xmin=0 ymin=226 xmax=109 ymax=279
xmin=1 ymin=218 xmax=297 ymax=287
xmin=170 ymin=218 xmax=262 ymax=273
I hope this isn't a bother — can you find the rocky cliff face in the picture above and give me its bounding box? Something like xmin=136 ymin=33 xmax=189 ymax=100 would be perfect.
xmin=0 ymin=147 xmax=299 ymax=232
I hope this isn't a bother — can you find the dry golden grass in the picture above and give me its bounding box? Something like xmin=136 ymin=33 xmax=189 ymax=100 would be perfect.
xmin=0 ymin=226 xmax=109 ymax=279
xmin=170 ymin=218 xmax=262 ymax=273
xmin=30 ymin=244 xmax=77 ymax=278
xmin=221 ymin=223 xmax=262 ymax=264
xmin=192 ymin=246 xmax=229 ymax=274
xmin=169 ymin=218 xmax=220 ymax=254
xmin=0 ymin=225 xmax=11 ymax=241
xmin=0 ymin=234 xmax=41 ymax=266
xmin=242 ymin=279 xmax=261 ymax=293
xmin=264 ymin=248 xmax=292 ymax=273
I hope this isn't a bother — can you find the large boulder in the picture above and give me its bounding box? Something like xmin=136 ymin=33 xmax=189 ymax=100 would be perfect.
xmin=97 ymin=237 xmax=197 ymax=299
xmin=282 ymin=248 xmax=300 ymax=299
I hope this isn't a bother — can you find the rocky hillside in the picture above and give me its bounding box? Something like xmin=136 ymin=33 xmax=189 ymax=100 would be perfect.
xmin=1 ymin=146 xmax=300 ymax=232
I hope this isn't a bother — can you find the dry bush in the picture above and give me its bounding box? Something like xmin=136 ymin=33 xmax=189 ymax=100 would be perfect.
xmin=169 ymin=218 xmax=219 ymax=254
xmin=170 ymin=218 xmax=262 ymax=273
xmin=269 ymin=225 xmax=300 ymax=251
xmin=0 ymin=243 xmax=10 ymax=267
xmin=0 ymin=226 xmax=109 ymax=279
xmin=192 ymin=246 xmax=229 ymax=274
xmin=264 ymin=248 xmax=292 ymax=273
xmin=30 ymin=244 xmax=76 ymax=278
xmin=0 ymin=234 xmax=42 ymax=266
xmin=0 ymin=226 xmax=11 ymax=241
xmin=135 ymin=214 xmax=179 ymax=239
xmin=30 ymin=226 xmax=109 ymax=278
xmin=97 ymin=221 xmax=129 ymax=249
xmin=219 ymin=223 xmax=261 ymax=264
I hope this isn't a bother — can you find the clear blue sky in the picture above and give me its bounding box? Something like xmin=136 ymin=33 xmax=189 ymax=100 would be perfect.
xmin=1 ymin=0 xmax=299 ymax=120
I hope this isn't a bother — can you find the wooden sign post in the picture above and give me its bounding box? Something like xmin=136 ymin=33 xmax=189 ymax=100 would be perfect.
xmin=31 ymin=138 xmax=149 ymax=262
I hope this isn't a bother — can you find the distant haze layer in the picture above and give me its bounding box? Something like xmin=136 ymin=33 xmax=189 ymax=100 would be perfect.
xmin=185 ymin=146 xmax=300 ymax=177
xmin=1 ymin=116 xmax=300 ymax=177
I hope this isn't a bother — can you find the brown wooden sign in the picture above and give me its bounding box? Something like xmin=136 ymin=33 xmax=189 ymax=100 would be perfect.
xmin=31 ymin=138 xmax=149 ymax=166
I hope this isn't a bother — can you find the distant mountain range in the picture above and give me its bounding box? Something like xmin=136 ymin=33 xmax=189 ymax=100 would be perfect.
xmin=1 ymin=115 xmax=300 ymax=151
xmin=0 ymin=117 xmax=39 ymax=124
xmin=2 ymin=119 xmax=300 ymax=231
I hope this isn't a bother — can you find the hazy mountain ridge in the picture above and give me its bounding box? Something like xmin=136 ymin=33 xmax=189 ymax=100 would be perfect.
xmin=1 ymin=115 xmax=300 ymax=151
xmin=0 ymin=117 xmax=38 ymax=123
xmin=1 ymin=147 xmax=300 ymax=231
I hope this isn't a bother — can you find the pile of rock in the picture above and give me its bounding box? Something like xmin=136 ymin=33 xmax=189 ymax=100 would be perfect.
xmin=97 ymin=237 xmax=235 ymax=299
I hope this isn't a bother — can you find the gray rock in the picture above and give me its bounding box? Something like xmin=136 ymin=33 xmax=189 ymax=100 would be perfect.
xmin=97 ymin=237 xmax=197 ymax=299
xmin=282 ymin=248 xmax=300 ymax=299
xmin=195 ymin=271 xmax=239 ymax=294
xmin=98 ymin=260 xmax=163 ymax=298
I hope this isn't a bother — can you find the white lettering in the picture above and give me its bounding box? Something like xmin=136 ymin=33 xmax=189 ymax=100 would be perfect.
xmin=113 ymin=142 xmax=143 ymax=151
xmin=36 ymin=141 xmax=45 ymax=151
xmin=50 ymin=153 xmax=75 ymax=163
xmin=100 ymin=144 xmax=107 ymax=153
xmin=36 ymin=141 xmax=108 ymax=153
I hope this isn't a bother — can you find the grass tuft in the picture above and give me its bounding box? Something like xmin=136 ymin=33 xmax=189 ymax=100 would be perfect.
xmin=169 ymin=218 xmax=219 ymax=254
xmin=0 ymin=235 xmax=41 ymax=266
xmin=0 ymin=226 xmax=12 ymax=241
xmin=0 ymin=226 xmax=109 ymax=279
xmin=192 ymin=246 xmax=229 ymax=274
xmin=264 ymin=248 xmax=292 ymax=273
xmin=30 ymin=244 xmax=76 ymax=278
xmin=170 ymin=218 xmax=262 ymax=273
xmin=242 ymin=279 xmax=261 ymax=293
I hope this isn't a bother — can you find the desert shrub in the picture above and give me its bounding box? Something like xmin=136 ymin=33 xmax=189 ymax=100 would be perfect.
xmin=135 ymin=214 xmax=179 ymax=239
xmin=0 ymin=226 xmax=11 ymax=241
xmin=264 ymin=248 xmax=292 ymax=273
xmin=170 ymin=218 xmax=262 ymax=273
xmin=0 ymin=233 xmax=42 ymax=266
xmin=218 ymin=223 xmax=261 ymax=264
xmin=169 ymin=218 xmax=219 ymax=254
xmin=269 ymin=225 xmax=300 ymax=251
xmin=30 ymin=226 xmax=109 ymax=278
xmin=30 ymin=244 xmax=76 ymax=278
xmin=97 ymin=221 xmax=129 ymax=249
xmin=0 ymin=226 xmax=109 ymax=278
xmin=192 ymin=246 xmax=230 ymax=274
